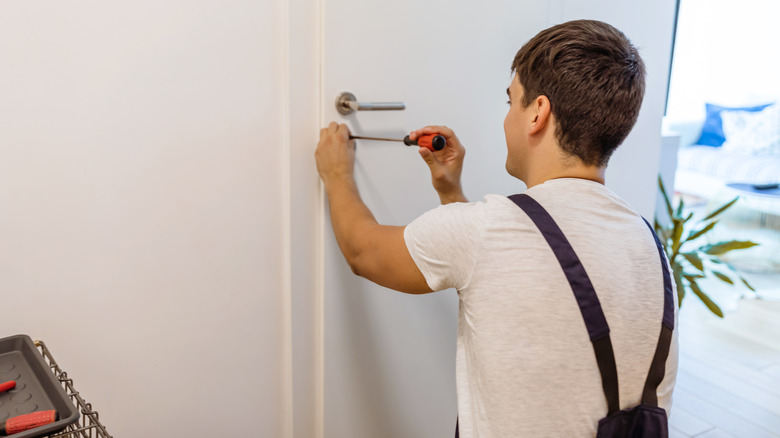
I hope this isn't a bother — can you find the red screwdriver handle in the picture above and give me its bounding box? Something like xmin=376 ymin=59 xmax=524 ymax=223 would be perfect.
xmin=0 ymin=381 xmax=15 ymax=393
xmin=404 ymin=134 xmax=446 ymax=151
xmin=2 ymin=410 xmax=58 ymax=435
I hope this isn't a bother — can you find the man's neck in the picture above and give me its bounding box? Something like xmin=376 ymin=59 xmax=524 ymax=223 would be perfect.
xmin=523 ymin=163 xmax=606 ymax=189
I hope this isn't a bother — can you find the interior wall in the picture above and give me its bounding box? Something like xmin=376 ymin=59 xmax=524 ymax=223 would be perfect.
xmin=0 ymin=1 xmax=289 ymax=436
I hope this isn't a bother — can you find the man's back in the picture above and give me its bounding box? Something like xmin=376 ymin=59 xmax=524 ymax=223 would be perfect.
xmin=405 ymin=178 xmax=679 ymax=437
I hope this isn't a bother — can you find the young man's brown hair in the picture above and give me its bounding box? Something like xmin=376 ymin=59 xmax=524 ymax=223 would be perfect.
xmin=511 ymin=19 xmax=646 ymax=167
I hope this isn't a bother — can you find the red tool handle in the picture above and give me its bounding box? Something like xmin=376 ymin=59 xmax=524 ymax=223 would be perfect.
xmin=0 ymin=381 xmax=15 ymax=393
xmin=403 ymin=134 xmax=446 ymax=151
xmin=1 ymin=410 xmax=58 ymax=435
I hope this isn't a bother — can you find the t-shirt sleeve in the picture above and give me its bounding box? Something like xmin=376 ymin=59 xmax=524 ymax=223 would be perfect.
xmin=403 ymin=201 xmax=485 ymax=291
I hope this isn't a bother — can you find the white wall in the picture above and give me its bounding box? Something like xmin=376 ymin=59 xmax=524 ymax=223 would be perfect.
xmin=667 ymin=0 xmax=780 ymax=122
xmin=0 ymin=1 xmax=291 ymax=436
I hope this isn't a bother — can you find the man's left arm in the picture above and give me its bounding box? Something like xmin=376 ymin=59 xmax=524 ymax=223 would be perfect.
xmin=316 ymin=122 xmax=434 ymax=294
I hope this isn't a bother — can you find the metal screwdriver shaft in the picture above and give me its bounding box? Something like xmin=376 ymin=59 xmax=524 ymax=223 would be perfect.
xmin=349 ymin=135 xmax=404 ymax=143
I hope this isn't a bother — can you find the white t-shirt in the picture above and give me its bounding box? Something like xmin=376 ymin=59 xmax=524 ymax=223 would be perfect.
xmin=404 ymin=178 xmax=678 ymax=438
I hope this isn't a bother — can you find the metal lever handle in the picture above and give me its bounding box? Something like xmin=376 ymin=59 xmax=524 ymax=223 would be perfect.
xmin=336 ymin=92 xmax=406 ymax=115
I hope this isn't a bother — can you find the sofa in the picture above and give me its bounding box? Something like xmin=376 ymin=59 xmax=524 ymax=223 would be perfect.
xmin=664 ymin=103 xmax=780 ymax=199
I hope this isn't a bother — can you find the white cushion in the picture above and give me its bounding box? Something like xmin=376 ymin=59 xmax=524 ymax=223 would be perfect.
xmin=677 ymin=145 xmax=780 ymax=185
xmin=721 ymin=103 xmax=780 ymax=155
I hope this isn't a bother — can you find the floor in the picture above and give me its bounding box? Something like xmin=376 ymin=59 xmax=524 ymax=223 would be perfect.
xmin=668 ymin=195 xmax=780 ymax=437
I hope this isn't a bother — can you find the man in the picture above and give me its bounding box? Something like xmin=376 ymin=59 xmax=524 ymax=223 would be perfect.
xmin=315 ymin=19 xmax=678 ymax=437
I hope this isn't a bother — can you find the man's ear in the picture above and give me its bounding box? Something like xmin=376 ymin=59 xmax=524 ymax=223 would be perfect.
xmin=528 ymin=95 xmax=551 ymax=135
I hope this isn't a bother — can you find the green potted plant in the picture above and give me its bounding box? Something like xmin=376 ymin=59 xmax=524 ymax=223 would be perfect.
xmin=655 ymin=176 xmax=759 ymax=317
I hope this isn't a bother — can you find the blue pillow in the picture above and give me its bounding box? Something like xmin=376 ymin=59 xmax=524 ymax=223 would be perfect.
xmin=697 ymin=102 xmax=774 ymax=146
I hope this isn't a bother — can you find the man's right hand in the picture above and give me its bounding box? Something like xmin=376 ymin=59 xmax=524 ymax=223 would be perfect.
xmin=409 ymin=125 xmax=468 ymax=204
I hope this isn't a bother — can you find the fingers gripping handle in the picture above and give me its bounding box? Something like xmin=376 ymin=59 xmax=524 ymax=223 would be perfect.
xmin=404 ymin=134 xmax=446 ymax=151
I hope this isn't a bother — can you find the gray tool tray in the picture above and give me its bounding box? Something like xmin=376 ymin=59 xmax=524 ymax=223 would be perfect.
xmin=0 ymin=335 xmax=111 ymax=438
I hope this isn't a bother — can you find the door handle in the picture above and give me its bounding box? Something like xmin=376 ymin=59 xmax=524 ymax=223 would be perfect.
xmin=335 ymin=92 xmax=406 ymax=115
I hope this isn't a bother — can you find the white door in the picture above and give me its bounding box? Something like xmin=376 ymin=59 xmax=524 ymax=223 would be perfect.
xmin=320 ymin=3 xmax=547 ymax=437
xmin=319 ymin=1 xmax=675 ymax=437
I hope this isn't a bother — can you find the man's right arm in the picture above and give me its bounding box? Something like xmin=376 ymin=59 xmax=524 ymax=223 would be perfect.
xmin=409 ymin=125 xmax=468 ymax=205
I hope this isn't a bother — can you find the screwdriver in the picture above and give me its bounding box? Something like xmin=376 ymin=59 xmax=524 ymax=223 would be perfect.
xmin=348 ymin=134 xmax=446 ymax=151
xmin=0 ymin=381 xmax=15 ymax=393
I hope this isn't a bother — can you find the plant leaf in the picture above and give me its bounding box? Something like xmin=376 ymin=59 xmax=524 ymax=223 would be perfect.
xmin=661 ymin=228 xmax=672 ymax=248
xmin=676 ymin=196 xmax=685 ymax=217
xmin=701 ymin=241 xmax=759 ymax=255
xmin=685 ymin=275 xmax=724 ymax=318
xmin=702 ymin=197 xmax=739 ymax=221
xmin=712 ymin=271 xmax=734 ymax=285
xmin=673 ymin=264 xmax=685 ymax=307
xmin=740 ymin=276 xmax=756 ymax=292
xmin=659 ymin=175 xmax=674 ymax=220
xmin=686 ymin=220 xmax=718 ymax=242
xmin=683 ymin=271 xmax=705 ymax=278
xmin=681 ymin=252 xmax=704 ymax=271
xmin=672 ymin=221 xmax=685 ymax=255
xmin=653 ymin=218 xmax=671 ymax=255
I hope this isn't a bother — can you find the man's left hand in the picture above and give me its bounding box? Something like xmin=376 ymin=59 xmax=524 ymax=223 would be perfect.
xmin=316 ymin=122 xmax=355 ymax=184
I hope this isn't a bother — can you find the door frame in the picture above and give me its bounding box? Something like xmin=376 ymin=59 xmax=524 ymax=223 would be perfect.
xmin=284 ymin=0 xmax=325 ymax=436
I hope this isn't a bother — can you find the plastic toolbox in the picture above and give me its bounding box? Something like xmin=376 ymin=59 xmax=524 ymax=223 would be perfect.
xmin=0 ymin=335 xmax=111 ymax=437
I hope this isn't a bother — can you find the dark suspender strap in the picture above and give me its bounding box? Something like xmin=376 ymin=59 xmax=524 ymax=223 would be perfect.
xmin=642 ymin=219 xmax=675 ymax=331
xmin=640 ymin=218 xmax=675 ymax=406
xmin=641 ymin=325 xmax=673 ymax=405
xmin=592 ymin=336 xmax=620 ymax=414
xmin=508 ymin=194 xmax=620 ymax=415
